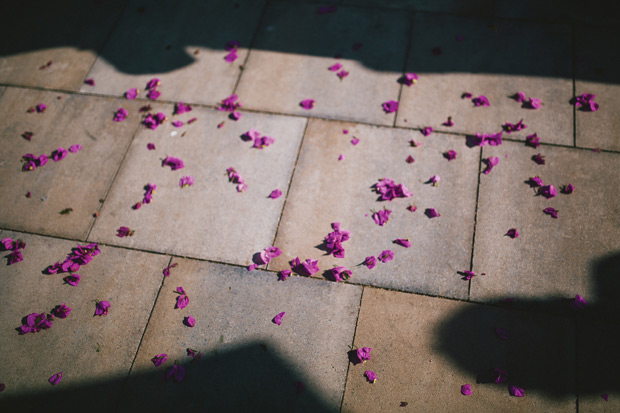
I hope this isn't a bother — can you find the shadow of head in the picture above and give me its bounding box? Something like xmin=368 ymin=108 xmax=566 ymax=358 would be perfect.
xmin=434 ymin=250 xmax=620 ymax=399
xmin=0 ymin=341 xmax=336 ymax=413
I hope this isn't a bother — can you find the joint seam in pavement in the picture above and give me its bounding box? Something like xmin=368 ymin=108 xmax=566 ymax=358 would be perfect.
xmin=468 ymin=146 xmax=483 ymax=301
xmin=339 ymin=285 xmax=365 ymax=412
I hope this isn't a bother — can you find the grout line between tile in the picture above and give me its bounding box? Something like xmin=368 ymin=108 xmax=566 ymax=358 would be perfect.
xmin=84 ymin=118 xmax=143 ymax=242
xmin=115 ymin=255 xmax=172 ymax=411
xmin=392 ymin=12 xmax=415 ymax=128
xmin=79 ymin=0 xmax=132 ymax=91
xmin=231 ymin=0 xmax=271 ymax=95
xmin=339 ymin=285 xmax=365 ymax=412
xmin=571 ymin=23 xmax=578 ymax=148
xmin=266 ymin=118 xmax=310 ymax=270
xmin=467 ymin=146 xmax=483 ymax=300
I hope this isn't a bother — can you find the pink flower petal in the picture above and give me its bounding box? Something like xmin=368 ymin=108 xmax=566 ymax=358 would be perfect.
xmin=125 ymin=88 xmax=138 ymax=100
xmin=269 ymin=189 xmax=282 ymax=199
xmin=48 ymin=372 xmax=63 ymax=385
xmin=329 ymin=63 xmax=342 ymax=71
xmin=147 ymin=143 xmax=156 ymax=150
xmin=543 ymin=207 xmax=558 ymax=218
xmin=272 ymin=312 xmax=286 ymax=325
xmin=365 ymin=371 xmax=378 ymax=383
xmin=421 ymin=126 xmax=433 ymax=136
xmin=356 ymin=347 xmax=372 ymax=363
xmin=84 ymin=78 xmax=95 ymax=86
xmin=113 ymin=108 xmax=128 ymax=122
xmin=351 ymin=137 xmax=360 ymax=145
xmin=425 ymin=208 xmax=439 ymax=218
xmin=444 ymin=150 xmax=457 ymax=161
xmin=461 ymin=384 xmax=472 ymax=395
xmin=300 ymin=99 xmax=315 ymax=110
xmin=406 ymin=155 xmax=415 ymax=164
xmin=394 ymin=238 xmax=411 ymax=248
xmin=505 ymin=228 xmax=519 ymax=238
xmin=184 ymin=315 xmax=196 ymax=327
xmin=364 ymin=256 xmax=377 ymax=269
xmin=382 ymin=100 xmax=399 ymax=113
xmin=179 ymin=176 xmax=194 ymax=188
xmin=94 ymin=300 xmax=110 ymax=316
xmin=378 ymin=250 xmax=394 ymax=263
xmin=509 ymin=385 xmax=525 ymax=397
xmin=151 ymin=353 xmax=168 ymax=367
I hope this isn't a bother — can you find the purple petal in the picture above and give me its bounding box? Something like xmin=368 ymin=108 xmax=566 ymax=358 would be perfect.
xmin=113 ymin=108 xmax=128 ymax=122
xmin=406 ymin=155 xmax=415 ymax=164
xmin=300 ymin=99 xmax=315 ymax=110
xmin=382 ymin=100 xmax=399 ymax=113
xmin=509 ymin=385 xmax=525 ymax=397
xmin=532 ymin=153 xmax=546 ymax=165
xmin=472 ymin=95 xmax=490 ymax=107
xmin=495 ymin=327 xmax=510 ymax=340
xmin=365 ymin=371 xmax=378 ymax=383
xmin=84 ymin=78 xmax=95 ymax=86
xmin=372 ymin=208 xmax=392 ymax=226
xmin=68 ymin=144 xmax=82 ymax=153
xmin=176 ymin=294 xmax=189 ymax=310
xmin=503 ymin=119 xmax=527 ymax=133
xmin=483 ymin=157 xmax=499 ymax=174
xmin=539 ymin=185 xmax=557 ymax=199
xmin=378 ymin=250 xmax=394 ymax=263
xmin=356 ymin=347 xmax=372 ymax=363
xmin=94 ymin=300 xmax=110 ymax=316
xmin=48 ymin=372 xmax=63 ymax=385
xmin=51 ymin=303 xmax=71 ymax=319
xmin=351 ymin=137 xmax=360 ymax=145
xmin=570 ymin=294 xmax=588 ymax=311
xmin=151 ymin=353 xmax=168 ymax=367
xmin=146 ymin=78 xmax=160 ymax=90
xmin=443 ymin=150 xmax=457 ymax=161
xmin=364 ymin=256 xmax=377 ymax=270
xmin=561 ymin=183 xmax=575 ymax=194
xmin=602 ymin=393 xmax=609 ymax=402
xmin=543 ymin=207 xmax=558 ymax=218
xmin=146 ymin=90 xmax=161 ymax=100
xmin=184 ymin=315 xmax=196 ymax=327
xmin=278 ymin=269 xmax=292 ymax=281
xmin=506 ymin=228 xmax=519 ymax=239
xmin=162 ymin=156 xmax=185 ymax=171
xmin=330 ymin=266 xmax=352 ymax=282
xmin=224 ymin=49 xmax=238 ymax=62
xmin=461 ymin=384 xmax=472 ymax=395
xmin=421 ymin=126 xmax=433 ymax=136
xmin=63 ymin=274 xmax=81 ymax=286
xmin=172 ymin=121 xmax=184 ymax=128
xmin=394 ymin=238 xmax=411 ymax=248
xmin=125 ymin=88 xmax=138 ymax=100
xmin=269 ymin=189 xmax=282 ymax=199
xmin=425 ymin=208 xmax=439 ymax=218
xmin=525 ymin=133 xmax=540 ymax=148
xmin=272 ymin=312 xmax=286 ymax=325
xmin=329 ymin=63 xmax=342 ymax=71
xmin=179 ymin=176 xmax=194 ymax=188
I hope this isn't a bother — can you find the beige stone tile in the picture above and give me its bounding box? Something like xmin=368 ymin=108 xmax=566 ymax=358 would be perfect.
xmin=82 ymin=0 xmax=265 ymax=106
xmin=88 ymin=106 xmax=306 ymax=265
xmin=236 ymin=1 xmax=409 ymax=125
xmin=269 ymin=119 xmax=479 ymax=299
xmin=0 ymin=0 xmax=128 ymax=91
xmin=0 ymin=87 xmax=142 ymax=239
xmin=0 ymin=230 xmax=168 ymax=410
xmin=342 ymin=288 xmax=576 ymax=412
xmin=471 ymin=141 xmax=620 ymax=304
xmin=397 ymin=14 xmax=573 ymax=146
xmin=121 ymin=260 xmax=361 ymax=411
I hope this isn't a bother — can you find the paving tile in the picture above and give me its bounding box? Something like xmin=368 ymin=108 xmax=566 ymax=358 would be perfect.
xmin=396 ymin=14 xmax=573 ymax=146
xmin=88 ymin=106 xmax=306 ymax=265
xmin=235 ymin=1 xmax=409 ymax=125
xmin=494 ymin=0 xmax=620 ymax=26
xmin=0 ymin=87 xmax=142 ymax=240
xmin=334 ymin=0 xmax=493 ymax=14
xmin=577 ymin=316 xmax=620 ymax=412
xmin=81 ymin=0 xmax=265 ymax=106
xmin=269 ymin=119 xmax=479 ymax=299
xmin=0 ymin=230 xmax=168 ymax=411
xmin=471 ymin=141 xmax=620 ymax=304
xmin=0 ymin=0 xmax=128 ymax=91
xmin=575 ymin=26 xmax=620 ymax=152
xmin=342 ymin=288 xmax=576 ymax=412
xmin=120 ymin=260 xmax=361 ymax=411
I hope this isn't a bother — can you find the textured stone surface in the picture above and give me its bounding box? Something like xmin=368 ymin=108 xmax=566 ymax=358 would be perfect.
xmin=396 ymin=14 xmax=573 ymax=146
xmin=342 ymin=288 xmax=576 ymax=412
xmin=121 ymin=260 xmax=361 ymax=411
xmin=88 ymin=106 xmax=306 ymax=265
xmin=494 ymin=0 xmax=620 ymax=26
xmin=235 ymin=1 xmax=408 ymax=125
xmin=82 ymin=0 xmax=265 ymax=106
xmin=471 ymin=141 xmax=620 ymax=304
xmin=0 ymin=87 xmax=141 ymax=240
xmin=0 ymin=231 xmax=168 ymax=411
xmin=334 ymin=0 xmax=493 ymax=14
xmin=575 ymin=26 xmax=620 ymax=151
xmin=0 ymin=0 xmax=128 ymax=91
xmin=269 ymin=119 xmax=479 ymax=299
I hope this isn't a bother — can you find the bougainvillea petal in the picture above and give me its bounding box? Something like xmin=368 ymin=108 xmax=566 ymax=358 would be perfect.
xmin=125 ymin=88 xmax=138 ymax=100
xmin=394 ymin=238 xmax=411 ymax=248
xmin=364 ymin=256 xmax=377 ymax=269
xmin=461 ymin=384 xmax=472 ymax=395
xmin=570 ymin=294 xmax=588 ymax=310
xmin=425 ymin=208 xmax=439 ymax=218
xmin=372 ymin=208 xmax=391 ymax=226
xmin=269 ymin=189 xmax=282 ymax=199
xmin=406 ymin=155 xmax=415 ymax=164
xmin=329 ymin=63 xmax=342 ymax=71
xmin=505 ymin=228 xmax=519 ymax=238
xmin=63 ymin=274 xmax=81 ymax=286
xmin=179 ymin=176 xmax=194 ymax=188
xmin=421 ymin=127 xmax=433 ymax=136
xmin=509 ymin=385 xmax=525 ymax=397
xmin=356 ymin=347 xmax=372 ymax=363
xmin=94 ymin=300 xmax=110 ymax=316
xmin=539 ymin=185 xmax=557 ymax=199
xmin=279 ymin=269 xmax=292 ymax=281
xmin=184 ymin=315 xmax=196 ymax=327
xmin=543 ymin=207 xmax=558 ymax=218
xmin=365 ymin=371 xmax=378 ymax=383
xmin=444 ymin=150 xmax=457 ymax=160
xmin=472 ymin=95 xmax=490 ymax=107
xmin=49 ymin=372 xmax=63 ymax=385
xmin=273 ymin=312 xmax=286 ymax=325
xmin=532 ymin=153 xmax=546 ymax=165
xmin=378 ymin=250 xmax=394 ymax=263
xmin=382 ymin=100 xmax=399 ymax=113
xmin=300 ymin=99 xmax=315 ymax=110
xmin=561 ymin=183 xmax=574 ymax=194
xmin=151 ymin=354 xmax=168 ymax=367
xmin=113 ymin=108 xmax=128 ymax=122
xmin=525 ymin=133 xmax=540 ymax=148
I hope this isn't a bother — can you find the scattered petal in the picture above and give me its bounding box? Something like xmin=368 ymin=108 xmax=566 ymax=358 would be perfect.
xmin=527 ymin=97 xmax=543 ymax=109
xmin=162 ymin=156 xmax=185 ymax=170
xmin=394 ymin=238 xmax=411 ymax=248
xmin=224 ymin=49 xmax=238 ymax=63
xmin=472 ymin=95 xmax=490 ymax=107
xmin=462 ymin=92 xmax=473 ymax=99
xmin=151 ymin=354 xmax=168 ymax=367
xmin=602 ymin=393 xmax=609 ymax=402
xmin=278 ymin=269 xmax=292 ymax=281
xmin=382 ymin=100 xmax=399 ymax=113
xmin=444 ymin=150 xmax=457 ymax=160
xmin=363 ymin=256 xmax=377 ymax=270
xmin=338 ymin=154 xmax=345 ymax=161
xmin=337 ymin=70 xmax=349 ymax=79
xmin=483 ymin=157 xmax=499 ymax=174
xmin=146 ymin=90 xmax=161 ymax=100
xmin=36 ymin=103 xmax=47 ymax=113
xmin=184 ymin=315 xmax=196 ymax=327
xmin=425 ymin=208 xmax=439 ymax=218
xmin=503 ymin=119 xmax=527 ymax=133
xmin=402 ymin=72 xmax=418 ymax=86
xmin=513 ymin=92 xmax=527 ymax=103
xmin=495 ymin=327 xmax=510 ymax=340
xmin=543 ymin=207 xmax=558 ymax=218
xmin=163 ymin=263 xmax=178 ymax=277
xmin=509 ymin=385 xmax=525 ymax=397
xmin=176 ymin=287 xmax=189 ymax=309
xmin=94 ymin=300 xmax=110 ymax=316
xmin=356 ymin=347 xmax=372 ymax=363
xmin=406 ymin=155 xmax=415 ymax=164
xmin=179 ymin=176 xmax=194 ymax=188
xmin=22 ymin=131 xmax=34 ymax=141
xmin=525 ymin=133 xmax=540 ymax=148
xmin=18 ymin=312 xmax=53 ymax=334
xmin=365 ymin=371 xmax=378 ymax=383
xmin=406 ymin=204 xmax=417 ymax=213
xmin=125 ymin=88 xmax=138 ymax=100
xmin=527 ymin=176 xmax=544 ymax=187
xmin=421 ymin=126 xmax=433 ymax=136
xmin=289 ymin=257 xmax=320 ymax=277
xmin=116 ymin=226 xmax=134 ymax=237
xmin=374 ymin=178 xmax=412 ymax=201
xmin=146 ymin=78 xmax=160 ymax=90
xmin=561 ymin=183 xmax=574 ymax=194
xmin=269 ymin=189 xmax=282 ymax=199
xmin=272 ymin=312 xmax=286 ymax=325
xmin=63 ymin=274 xmax=81 ymax=286
xmin=49 ymin=372 xmax=63 ymax=386
xmin=461 ymin=384 xmax=472 ymax=395
xmin=68 ymin=144 xmax=82 ymax=153
xmin=378 ymin=250 xmax=394 ymax=263
xmin=147 ymin=143 xmax=156 ymax=150
xmin=330 ymin=266 xmax=352 ymax=282
xmin=372 ymin=208 xmax=391 ymax=226
xmin=51 ymin=303 xmax=71 ymax=319
xmin=505 ymin=228 xmax=519 ymax=239
xmin=427 ymin=175 xmax=441 ymax=186
xmin=187 ymin=348 xmax=202 ymax=362
xmin=443 ymin=116 xmax=454 ymax=127
xmin=461 ymin=270 xmax=476 ymax=280
xmin=172 ymin=120 xmax=183 ymax=128
xmin=471 ymin=132 xmax=503 ymax=147
xmin=52 ymin=147 xmax=68 ymax=162
xmin=351 ymin=137 xmax=360 ymax=145
xmin=163 ymin=363 xmax=185 ymax=383
xmin=539 ymin=185 xmax=557 ymax=199
xmin=574 ymin=93 xmax=599 ymax=112
xmin=84 ymin=78 xmax=95 ymax=86
xmin=329 ymin=63 xmax=342 ymax=71
xmin=570 ymin=294 xmax=588 ymax=311
xmin=300 ymin=99 xmax=315 ymax=110
xmin=218 ymin=94 xmax=242 ymax=112
xmin=113 ymin=108 xmax=128 ymax=122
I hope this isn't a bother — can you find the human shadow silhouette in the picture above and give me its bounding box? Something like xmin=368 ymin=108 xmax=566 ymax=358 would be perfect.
xmin=434 ymin=250 xmax=620 ymax=400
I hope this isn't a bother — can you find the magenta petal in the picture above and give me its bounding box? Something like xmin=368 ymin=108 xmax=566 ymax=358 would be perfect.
xmin=406 ymin=155 xmax=415 ymax=164
xmin=372 ymin=208 xmax=391 ymax=226
xmin=525 ymin=133 xmax=541 ymax=148
xmin=146 ymin=78 xmax=160 ymax=90
xmin=329 ymin=63 xmax=342 ymax=71
xmin=272 ymin=312 xmax=286 ymax=325
xmin=162 ymin=156 xmax=185 ymax=171
xmin=443 ymin=150 xmax=457 ymax=160
xmin=602 ymin=393 xmax=609 ymax=401
xmin=472 ymin=95 xmax=490 ymax=107
xmin=184 ymin=315 xmax=196 ymax=327
xmin=63 ymin=274 xmax=81 ymax=286
xmin=125 ymin=88 xmax=138 ymax=100
xmin=300 ymin=99 xmax=315 ymax=110
xmin=179 ymin=176 xmax=194 ymax=188
xmin=146 ymin=89 xmax=161 ymax=100
xmin=68 ymin=144 xmax=82 ymax=153
xmin=49 ymin=372 xmax=63 ymax=385
xmin=351 ymin=137 xmax=360 ymax=145
xmin=269 ymin=189 xmax=282 ymax=199
xmin=224 ymin=49 xmax=238 ymax=62
xmin=365 ymin=371 xmax=378 ymax=383
xmin=382 ymin=100 xmax=399 ymax=113
xmin=356 ymin=347 xmax=372 ymax=363
xmin=113 ymin=108 xmax=128 ymax=122
xmin=570 ymin=294 xmax=588 ymax=311
xmin=461 ymin=384 xmax=472 ymax=395
xmin=176 ymin=294 xmax=189 ymax=310
xmin=543 ymin=207 xmax=558 ymax=218
xmin=330 ymin=266 xmax=352 ymax=282
xmin=425 ymin=208 xmax=439 ymax=218
xmin=378 ymin=250 xmax=394 ymax=263
xmin=278 ymin=269 xmax=292 ymax=281
xmin=539 ymin=184 xmax=557 ymax=199
xmin=51 ymin=303 xmax=71 ymax=319
xmin=94 ymin=300 xmax=110 ymax=316
xmin=483 ymin=157 xmax=499 ymax=174
xmin=421 ymin=126 xmax=433 ymax=136
xmin=364 ymin=256 xmax=377 ymax=270
xmin=561 ymin=183 xmax=575 ymax=194
xmin=506 ymin=228 xmax=519 ymax=239
xmin=151 ymin=353 xmax=168 ymax=367
xmin=532 ymin=153 xmax=546 ymax=165
xmin=394 ymin=238 xmax=411 ymax=248
xmin=509 ymin=385 xmax=525 ymax=397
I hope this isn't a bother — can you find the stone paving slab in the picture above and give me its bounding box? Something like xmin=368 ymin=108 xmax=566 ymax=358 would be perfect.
xmin=120 ymin=259 xmax=361 ymax=411
xmin=88 ymin=106 xmax=306 ymax=265
xmin=0 ymin=0 xmax=128 ymax=91
xmin=0 ymin=88 xmax=142 ymax=240
xmin=235 ymin=1 xmax=408 ymax=126
xmin=342 ymin=288 xmax=576 ymax=412
xmin=574 ymin=26 xmax=620 ymax=152
xmin=396 ymin=14 xmax=573 ymax=146
xmin=269 ymin=119 xmax=479 ymax=299
xmin=0 ymin=230 xmax=168 ymax=411
xmin=81 ymin=0 xmax=265 ymax=106
xmin=494 ymin=0 xmax=620 ymax=26
xmin=471 ymin=141 xmax=620 ymax=304
xmin=334 ymin=0 xmax=493 ymax=14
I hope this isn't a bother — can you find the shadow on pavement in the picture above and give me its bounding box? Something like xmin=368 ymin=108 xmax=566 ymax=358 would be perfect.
xmin=0 ymin=341 xmax=336 ymax=413
xmin=434 ymin=250 xmax=620 ymax=399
